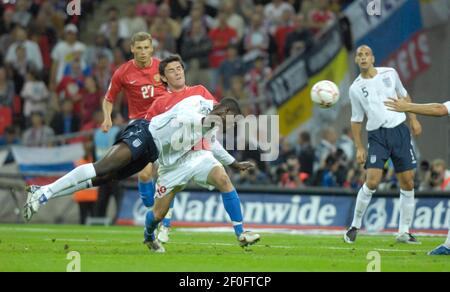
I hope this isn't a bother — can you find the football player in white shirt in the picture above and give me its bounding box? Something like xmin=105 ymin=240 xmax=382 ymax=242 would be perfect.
xmin=344 ymin=45 xmax=423 ymax=244
xmin=385 ymin=97 xmax=450 ymax=255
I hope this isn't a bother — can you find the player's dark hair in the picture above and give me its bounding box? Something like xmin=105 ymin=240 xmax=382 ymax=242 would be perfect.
xmin=131 ymin=32 xmax=152 ymax=46
xmin=219 ymin=98 xmax=242 ymax=115
xmin=159 ymin=54 xmax=185 ymax=76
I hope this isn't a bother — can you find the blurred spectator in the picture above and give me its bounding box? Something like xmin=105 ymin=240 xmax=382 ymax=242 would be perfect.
xmin=0 ymin=66 xmax=15 ymax=107
xmin=50 ymin=24 xmax=86 ymax=90
xmin=421 ymin=159 xmax=450 ymax=191
xmin=156 ymin=3 xmax=182 ymax=40
xmin=56 ymin=57 xmax=87 ymax=114
xmin=22 ymin=112 xmax=55 ymax=147
xmin=5 ymin=25 xmax=43 ymax=73
xmin=6 ymin=44 xmax=33 ymax=93
xmin=152 ymin=38 xmax=173 ymax=60
xmin=91 ymin=53 xmax=112 ymax=94
xmin=273 ymin=9 xmax=295 ymax=62
xmin=242 ymin=13 xmax=270 ymax=65
xmin=0 ymin=6 xmax=16 ymax=36
xmin=80 ymin=77 xmax=102 ymax=125
xmin=135 ymin=0 xmax=159 ymax=20
xmin=181 ymin=2 xmax=215 ymax=32
xmin=12 ymin=0 xmax=32 ymax=28
xmin=150 ymin=16 xmax=177 ymax=54
xmin=29 ymin=12 xmax=58 ymax=76
xmin=180 ymin=20 xmax=213 ymax=89
xmin=217 ymin=45 xmax=245 ymax=93
xmin=99 ymin=6 xmax=128 ymax=40
xmin=208 ymin=11 xmax=238 ymax=90
xmin=284 ymin=13 xmax=314 ymax=58
xmin=221 ymin=0 xmax=246 ymax=40
xmin=0 ymin=126 xmax=20 ymax=147
xmin=320 ymin=154 xmax=340 ymax=187
xmin=296 ymin=131 xmax=315 ymax=176
xmin=243 ymin=56 xmax=271 ymax=114
xmin=50 ymin=99 xmax=81 ymax=136
xmin=264 ymin=0 xmax=295 ymax=34
xmin=237 ymin=159 xmax=270 ymax=186
xmin=84 ymin=34 xmax=114 ymax=69
xmin=21 ymin=69 xmax=49 ymax=119
xmin=106 ymin=20 xmax=125 ymax=51
xmin=280 ymin=156 xmax=308 ymax=188
xmin=74 ymin=140 xmax=98 ymax=225
xmin=308 ymin=0 xmax=336 ymax=36
xmin=344 ymin=163 xmax=365 ymax=190
xmin=120 ymin=4 xmax=148 ymax=39
xmin=336 ymin=127 xmax=354 ymax=162
xmin=315 ymin=127 xmax=337 ymax=171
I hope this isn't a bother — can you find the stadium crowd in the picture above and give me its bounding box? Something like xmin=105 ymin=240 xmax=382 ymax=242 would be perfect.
xmin=0 ymin=0 xmax=448 ymax=193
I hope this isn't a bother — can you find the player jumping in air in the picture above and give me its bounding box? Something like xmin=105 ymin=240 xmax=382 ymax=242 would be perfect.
xmin=344 ymin=45 xmax=423 ymax=244
xmin=385 ymin=97 xmax=450 ymax=255
xmin=101 ymin=32 xmax=172 ymax=241
xmin=143 ymin=55 xmax=260 ymax=252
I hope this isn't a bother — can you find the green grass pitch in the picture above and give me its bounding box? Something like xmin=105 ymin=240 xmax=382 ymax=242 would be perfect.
xmin=0 ymin=224 xmax=448 ymax=272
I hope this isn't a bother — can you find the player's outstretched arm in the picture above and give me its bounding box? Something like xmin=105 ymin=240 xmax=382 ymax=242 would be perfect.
xmin=101 ymin=98 xmax=114 ymax=132
xmin=384 ymin=98 xmax=448 ymax=117
xmin=351 ymin=122 xmax=366 ymax=165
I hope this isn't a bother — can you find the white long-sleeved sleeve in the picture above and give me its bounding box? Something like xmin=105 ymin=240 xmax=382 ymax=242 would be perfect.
xmin=211 ymin=136 xmax=236 ymax=166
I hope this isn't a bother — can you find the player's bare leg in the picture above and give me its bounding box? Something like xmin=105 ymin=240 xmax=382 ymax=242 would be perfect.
xmin=396 ymin=170 xmax=420 ymax=244
xmin=24 ymin=143 xmax=133 ymax=222
xmin=207 ymin=166 xmax=260 ymax=247
xmin=344 ymin=168 xmax=382 ymax=243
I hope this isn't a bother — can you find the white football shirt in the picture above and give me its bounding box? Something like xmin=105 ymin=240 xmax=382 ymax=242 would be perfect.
xmin=349 ymin=67 xmax=408 ymax=131
xmin=149 ymin=95 xmax=235 ymax=167
xmin=443 ymin=101 xmax=450 ymax=116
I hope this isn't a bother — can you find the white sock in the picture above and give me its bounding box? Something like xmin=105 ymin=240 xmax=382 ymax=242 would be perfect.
xmin=50 ymin=179 xmax=93 ymax=200
xmin=351 ymin=184 xmax=376 ymax=229
xmin=399 ymin=189 xmax=415 ymax=234
xmin=44 ymin=164 xmax=96 ymax=200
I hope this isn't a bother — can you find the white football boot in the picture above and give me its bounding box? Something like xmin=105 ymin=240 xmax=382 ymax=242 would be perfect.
xmin=238 ymin=231 xmax=261 ymax=247
xmin=157 ymin=225 xmax=170 ymax=244
xmin=23 ymin=185 xmax=45 ymax=222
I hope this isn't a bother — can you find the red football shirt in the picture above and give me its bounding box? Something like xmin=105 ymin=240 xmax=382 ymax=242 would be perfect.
xmin=105 ymin=58 xmax=166 ymax=119
xmin=145 ymin=85 xmax=217 ymax=120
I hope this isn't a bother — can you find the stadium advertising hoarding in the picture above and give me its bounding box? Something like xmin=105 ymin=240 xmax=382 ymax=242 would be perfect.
xmin=344 ymin=0 xmax=430 ymax=84
xmin=118 ymin=189 xmax=450 ymax=234
xmin=267 ymin=24 xmax=349 ymax=136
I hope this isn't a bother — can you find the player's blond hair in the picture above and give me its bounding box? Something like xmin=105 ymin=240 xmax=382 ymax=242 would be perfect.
xmin=131 ymin=32 xmax=152 ymax=45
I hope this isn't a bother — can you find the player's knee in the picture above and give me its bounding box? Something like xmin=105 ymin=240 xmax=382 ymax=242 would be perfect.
xmin=365 ymin=179 xmax=379 ymax=190
xmin=400 ymin=180 xmax=414 ymax=191
xmin=138 ymin=171 xmax=153 ymax=182
xmin=215 ymin=173 xmax=233 ymax=191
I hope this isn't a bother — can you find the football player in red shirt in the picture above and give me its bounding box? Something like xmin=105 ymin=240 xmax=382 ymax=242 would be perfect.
xmin=101 ymin=32 xmax=168 ymax=233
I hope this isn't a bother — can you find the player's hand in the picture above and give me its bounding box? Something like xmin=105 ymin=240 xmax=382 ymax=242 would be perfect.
xmin=384 ymin=97 xmax=409 ymax=112
xmin=410 ymin=118 xmax=422 ymax=136
xmin=231 ymin=161 xmax=256 ymax=171
xmin=101 ymin=118 xmax=112 ymax=133
xmin=356 ymin=147 xmax=366 ymax=165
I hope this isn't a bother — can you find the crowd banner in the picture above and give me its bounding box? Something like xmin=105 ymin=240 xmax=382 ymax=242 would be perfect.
xmin=420 ymin=0 xmax=449 ymax=28
xmin=11 ymin=143 xmax=84 ymax=185
xmin=267 ymin=24 xmax=350 ymax=136
xmin=118 ymin=188 xmax=450 ymax=234
xmin=344 ymin=0 xmax=430 ymax=84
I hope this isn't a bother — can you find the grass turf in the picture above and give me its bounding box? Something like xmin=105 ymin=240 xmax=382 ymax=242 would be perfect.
xmin=0 ymin=224 xmax=448 ymax=272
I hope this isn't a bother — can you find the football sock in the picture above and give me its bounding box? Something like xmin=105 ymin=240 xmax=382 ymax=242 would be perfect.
xmin=50 ymin=179 xmax=93 ymax=200
xmin=399 ymin=189 xmax=415 ymax=234
xmin=144 ymin=211 xmax=160 ymax=241
xmin=43 ymin=164 xmax=96 ymax=201
xmin=351 ymin=184 xmax=376 ymax=229
xmin=221 ymin=189 xmax=244 ymax=237
xmin=139 ymin=179 xmax=155 ymax=208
